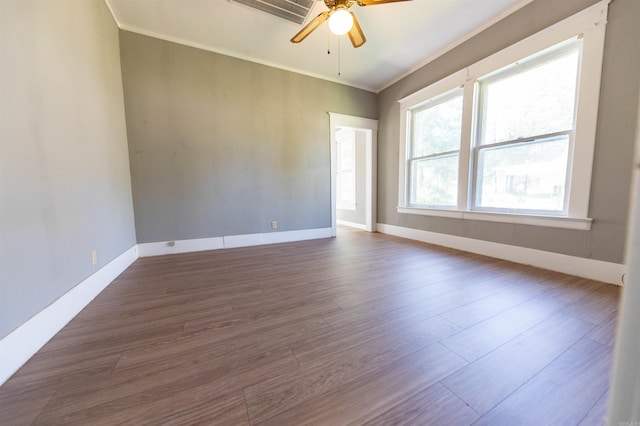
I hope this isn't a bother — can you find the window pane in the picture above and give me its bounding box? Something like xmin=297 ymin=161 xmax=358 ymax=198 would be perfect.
xmin=480 ymin=49 xmax=579 ymax=145
xmin=412 ymin=91 xmax=463 ymax=157
xmin=476 ymin=136 xmax=569 ymax=212
xmin=411 ymin=155 xmax=458 ymax=207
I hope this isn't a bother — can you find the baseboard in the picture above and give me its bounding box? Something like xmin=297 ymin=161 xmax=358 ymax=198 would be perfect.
xmin=0 ymin=245 xmax=138 ymax=386
xmin=224 ymin=227 xmax=332 ymax=248
xmin=137 ymin=236 xmax=225 ymax=257
xmin=0 ymin=227 xmax=333 ymax=385
xmin=2 ymin=223 xmax=619 ymax=386
xmin=376 ymin=223 xmax=624 ymax=285
xmin=337 ymin=220 xmax=367 ymax=230
xmin=139 ymin=228 xmax=333 ymax=256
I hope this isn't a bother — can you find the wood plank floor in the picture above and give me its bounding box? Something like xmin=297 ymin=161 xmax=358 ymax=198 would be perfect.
xmin=1 ymin=227 xmax=621 ymax=425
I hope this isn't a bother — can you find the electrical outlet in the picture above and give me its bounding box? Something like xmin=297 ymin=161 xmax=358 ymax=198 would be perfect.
xmin=271 ymin=221 xmax=278 ymax=230
xmin=91 ymin=250 xmax=97 ymax=266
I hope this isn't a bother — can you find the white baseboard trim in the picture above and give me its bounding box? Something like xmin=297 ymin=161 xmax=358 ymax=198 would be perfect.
xmin=137 ymin=236 xmax=225 ymax=257
xmin=0 ymin=227 xmax=334 ymax=385
xmin=376 ymin=223 xmax=624 ymax=285
xmin=337 ymin=220 xmax=367 ymax=230
xmin=0 ymin=245 xmax=138 ymax=386
xmin=138 ymin=228 xmax=333 ymax=256
xmin=224 ymin=227 xmax=332 ymax=248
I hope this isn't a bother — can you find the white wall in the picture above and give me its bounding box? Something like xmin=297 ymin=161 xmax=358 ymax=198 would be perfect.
xmin=607 ymin=86 xmax=640 ymax=424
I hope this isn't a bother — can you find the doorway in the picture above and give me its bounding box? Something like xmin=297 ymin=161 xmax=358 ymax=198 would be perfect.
xmin=329 ymin=113 xmax=378 ymax=237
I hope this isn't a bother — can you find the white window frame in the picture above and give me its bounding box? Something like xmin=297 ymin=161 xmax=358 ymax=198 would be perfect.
xmin=397 ymin=0 xmax=609 ymax=230
xmin=406 ymin=86 xmax=465 ymax=209
xmin=472 ymin=40 xmax=580 ymax=216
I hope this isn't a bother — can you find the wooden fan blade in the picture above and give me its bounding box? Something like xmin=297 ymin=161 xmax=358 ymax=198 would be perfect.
xmin=291 ymin=11 xmax=330 ymax=43
xmin=347 ymin=11 xmax=366 ymax=48
xmin=356 ymin=0 xmax=410 ymax=6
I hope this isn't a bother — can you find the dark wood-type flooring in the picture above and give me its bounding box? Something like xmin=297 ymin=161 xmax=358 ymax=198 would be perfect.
xmin=1 ymin=228 xmax=621 ymax=425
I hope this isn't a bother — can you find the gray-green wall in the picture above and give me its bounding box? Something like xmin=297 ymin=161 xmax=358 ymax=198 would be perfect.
xmin=0 ymin=0 xmax=137 ymax=338
xmin=377 ymin=0 xmax=640 ymax=264
xmin=119 ymin=32 xmax=377 ymax=243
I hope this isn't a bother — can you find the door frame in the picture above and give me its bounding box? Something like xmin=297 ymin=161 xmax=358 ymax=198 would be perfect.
xmin=329 ymin=112 xmax=378 ymax=237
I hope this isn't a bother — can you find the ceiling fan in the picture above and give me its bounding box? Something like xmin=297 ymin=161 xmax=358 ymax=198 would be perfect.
xmin=290 ymin=0 xmax=411 ymax=48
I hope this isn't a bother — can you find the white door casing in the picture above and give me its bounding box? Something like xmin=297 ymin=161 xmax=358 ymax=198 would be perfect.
xmin=329 ymin=113 xmax=378 ymax=236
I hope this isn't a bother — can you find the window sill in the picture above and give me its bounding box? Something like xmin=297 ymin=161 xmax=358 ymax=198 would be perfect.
xmin=396 ymin=206 xmax=592 ymax=230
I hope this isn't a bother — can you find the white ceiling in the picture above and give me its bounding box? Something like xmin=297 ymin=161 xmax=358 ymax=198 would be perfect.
xmin=106 ymin=0 xmax=533 ymax=93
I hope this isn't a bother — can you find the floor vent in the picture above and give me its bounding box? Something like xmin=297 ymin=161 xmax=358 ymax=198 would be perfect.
xmin=230 ymin=0 xmax=315 ymax=25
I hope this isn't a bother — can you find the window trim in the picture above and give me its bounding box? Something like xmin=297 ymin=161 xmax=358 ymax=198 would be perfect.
xmin=407 ymin=86 xmax=464 ymax=208
xmin=398 ymin=69 xmax=469 ymax=211
xmin=397 ymin=0 xmax=609 ymax=230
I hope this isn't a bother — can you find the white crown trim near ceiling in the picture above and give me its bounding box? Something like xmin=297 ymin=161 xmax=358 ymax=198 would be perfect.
xmin=125 ymin=26 xmax=378 ymax=92
xmin=377 ymin=0 xmax=538 ymax=92
xmin=103 ymin=0 xmax=122 ymax=28
xmin=104 ymin=0 xmax=546 ymax=93
xmin=102 ymin=1 xmax=376 ymax=92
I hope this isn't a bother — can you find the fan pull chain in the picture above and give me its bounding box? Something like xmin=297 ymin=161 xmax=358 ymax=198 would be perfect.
xmin=327 ymin=29 xmax=331 ymax=55
xmin=338 ymin=36 xmax=341 ymax=76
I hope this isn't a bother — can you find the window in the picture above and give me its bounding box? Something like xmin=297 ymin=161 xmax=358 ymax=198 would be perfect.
xmin=474 ymin=43 xmax=579 ymax=214
xmin=336 ymin=128 xmax=356 ymax=210
xmin=408 ymin=88 xmax=463 ymax=208
xmin=397 ymin=1 xmax=608 ymax=230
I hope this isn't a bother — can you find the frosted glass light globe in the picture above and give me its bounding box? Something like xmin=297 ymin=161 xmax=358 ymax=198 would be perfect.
xmin=328 ymin=9 xmax=353 ymax=35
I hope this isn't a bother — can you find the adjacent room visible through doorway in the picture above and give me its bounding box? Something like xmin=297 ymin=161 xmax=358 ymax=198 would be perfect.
xmin=330 ymin=113 xmax=378 ymax=237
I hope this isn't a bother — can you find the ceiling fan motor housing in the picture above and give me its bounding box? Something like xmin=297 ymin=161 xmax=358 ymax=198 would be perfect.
xmin=291 ymin=0 xmax=410 ymax=47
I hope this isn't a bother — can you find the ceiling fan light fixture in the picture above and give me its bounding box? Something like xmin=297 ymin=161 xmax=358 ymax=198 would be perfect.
xmin=328 ymin=8 xmax=353 ymax=35
xmin=291 ymin=0 xmax=410 ymax=47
